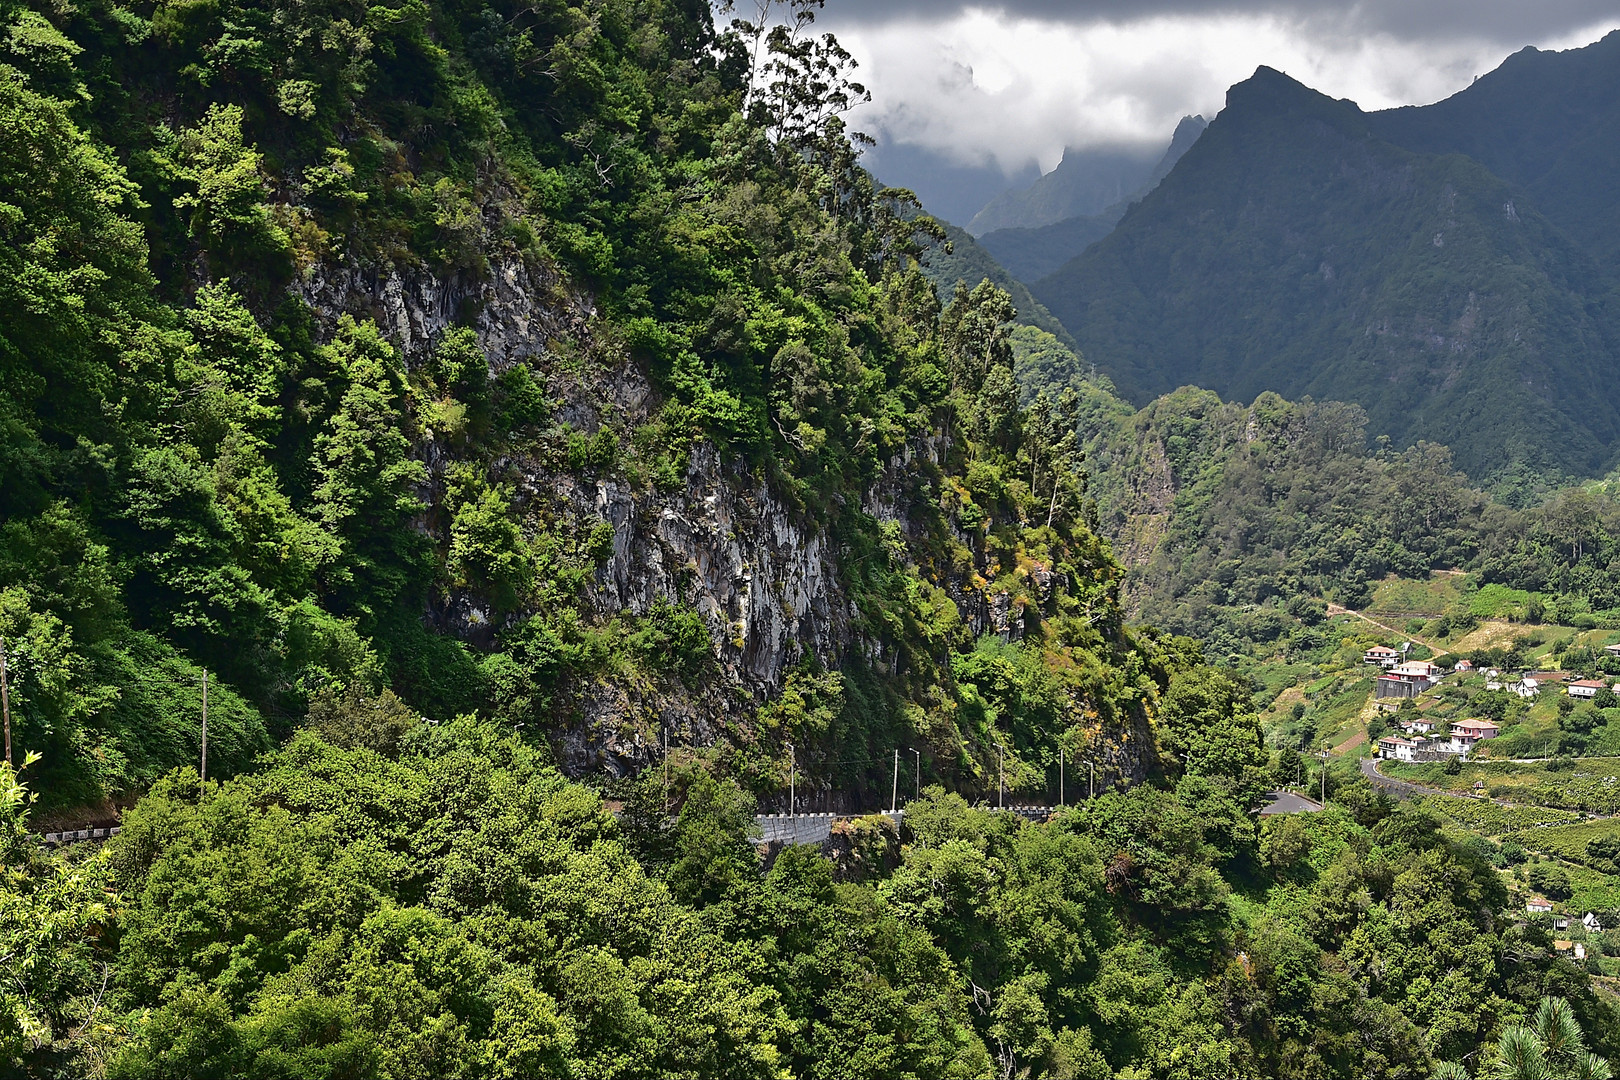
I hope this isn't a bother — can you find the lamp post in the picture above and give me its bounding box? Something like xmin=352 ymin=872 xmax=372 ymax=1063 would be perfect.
xmin=1059 ymin=745 xmax=1064 ymax=807
xmin=997 ymin=742 xmax=1005 ymax=809
xmin=890 ymin=748 xmax=899 ymax=815
xmin=0 ymin=637 xmax=10 ymax=768
xmin=787 ymin=742 xmax=795 ymax=818
xmin=910 ymin=747 xmax=921 ymax=797
xmin=1322 ymin=740 xmax=1330 ymax=804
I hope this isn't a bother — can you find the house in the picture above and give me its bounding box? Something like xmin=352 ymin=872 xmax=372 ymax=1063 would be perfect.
xmin=1390 ymin=661 xmax=1441 ymax=682
xmin=1516 ymin=672 xmax=1572 ymax=698
xmin=1376 ymin=675 xmax=1424 ymax=700
xmin=1431 ymin=719 xmax=1501 ymax=756
xmin=1554 ymin=916 xmax=1571 ymax=931
xmin=1586 ymin=912 xmax=1603 ymax=932
xmin=1455 ymin=659 xmax=1475 ymax=672
xmin=1568 ymin=679 xmax=1609 ymax=700
xmin=1376 ymin=735 xmax=1421 ymax=762
xmin=1528 ymin=896 xmax=1554 ymax=914
xmin=1364 ymin=645 xmax=1402 ymax=668
xmin=1605 ymin=643 xmax=1620 ymax=657
xmin=1399 ymin=717 xmax=1435 ymax=735
xmin=1577 ymin=942 xmax=1589 ymax=961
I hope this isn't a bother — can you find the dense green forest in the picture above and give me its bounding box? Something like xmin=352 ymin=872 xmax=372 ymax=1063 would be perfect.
xmin=5 ymin=0 xmax=1620 ymax=1074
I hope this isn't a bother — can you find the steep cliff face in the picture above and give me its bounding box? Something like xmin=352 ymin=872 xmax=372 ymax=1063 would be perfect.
xmin=297 ymin=252 xmax=1162 ymax=793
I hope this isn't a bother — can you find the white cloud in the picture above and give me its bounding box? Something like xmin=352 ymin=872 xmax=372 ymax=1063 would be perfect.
xmin=826 ymin=9 xmax=1618 ymax=176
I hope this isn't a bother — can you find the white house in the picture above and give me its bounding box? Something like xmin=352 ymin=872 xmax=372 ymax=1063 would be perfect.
xmin=1516 ymin=672 xmax=1571 ymax=698
xmin=1376 ymin=735 xmax=1421 ymax=762
xmin=1577 ymin=942 xmax=1589 ymax=961
xmin=1364 ymin=645 xmax=1402 ymax=668
xmin=1605 ymin=643 xmax=1620 ymax=657
xmin=1399 ymin=717 xmax=1435 ymax=735
xmin=1528 ymin=896 xmax=1554 ymax=914
xmin=1586 ymin=912 xmax=1603 ymax=932
xmin=1554 ymin=916 xmax=1571 ymax=931
xmin=1568 ymin=679 xmax=1608 ymax=700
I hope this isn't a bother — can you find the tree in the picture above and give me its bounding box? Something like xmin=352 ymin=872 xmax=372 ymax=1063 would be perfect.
xmin=1468 ymin=997 xmax=1614 ymax=1079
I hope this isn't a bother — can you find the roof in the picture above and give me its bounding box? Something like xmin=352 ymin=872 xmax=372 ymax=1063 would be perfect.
xmin=1365 ymin=645 xmax=1400 ymax=655
xmin=1454 ymin=719 xmax=1500 ymax=731
xmin=1570 ymin=679 xmax=1608 ymax=688
xmin=1555 ymin=939 xmax=1574 ymax=951
xmin=1377 ymin=736 xmax=1417 ymax=747
xmin=1528 ymin=896 xmax=1553 ymax=908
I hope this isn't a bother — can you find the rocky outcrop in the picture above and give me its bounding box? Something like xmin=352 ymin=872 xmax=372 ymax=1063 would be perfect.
xmin=300 ymin=256 xmax=590 ymax=367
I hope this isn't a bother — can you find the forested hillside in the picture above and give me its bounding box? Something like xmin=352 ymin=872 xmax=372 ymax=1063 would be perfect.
xmin=1033 ymin=42 xmax=1620 ymax=491
xmin=5 ymin=0 xmax=1620 ymax=1074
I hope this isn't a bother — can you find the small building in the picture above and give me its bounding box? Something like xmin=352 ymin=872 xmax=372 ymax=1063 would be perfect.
xmin=1528 ymin=896 xmax=1554 ymax=914
xmin=1400 ymin=717 xmax=1435 ymax=735
xmin=1554 ymin=916 xmax=1571 ymax=931
xmin=1390 ymin=661 xmax=1441 ymax=681
xmin=1452 ymin=720 xmax=1500 ymax=741
xmin=1455 ymin=659 xmax=1475 ymax=672
xmin=1376 ymin=675 xmax=1423 ymax=700
xmin=1555 ymin=938 xmax=1575 ymax=954
xmin=1586 ymin=912 xmax=1603 ymax=932
xmin=1568 ymin=679 xmax=1609 ymax=700
xmin=1577 ymin=942 xmax=1589 ymax=961
xmin=1364 ymin=645 xmax=1402 ymax=668
xmin=1376 ymin=735 xmax=1421 ymax=762
xmin=1604 ymin=643 xmax=1620 ymax=657
xmin=1516 ymin=672 xmax=1571 ymax=698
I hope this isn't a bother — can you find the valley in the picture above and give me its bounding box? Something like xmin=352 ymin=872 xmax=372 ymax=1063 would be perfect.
xmin=3 ymin=0 xmax=1620 ymax=1076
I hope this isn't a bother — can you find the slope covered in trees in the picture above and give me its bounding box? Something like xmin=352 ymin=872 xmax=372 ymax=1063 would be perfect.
xmin=1033 ymin=41 xmax=1620 ymax=491
xmin=6 ymin=0 xmax=1620 ymax=1075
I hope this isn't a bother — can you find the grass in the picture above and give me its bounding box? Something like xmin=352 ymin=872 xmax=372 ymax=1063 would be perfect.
xmin=1365 ymin=574 xmax=1467 ymax=617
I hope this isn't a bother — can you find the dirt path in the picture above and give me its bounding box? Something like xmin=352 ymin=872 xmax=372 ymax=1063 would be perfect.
xmin=1326 ymin=603 xmax=1449 ymax=658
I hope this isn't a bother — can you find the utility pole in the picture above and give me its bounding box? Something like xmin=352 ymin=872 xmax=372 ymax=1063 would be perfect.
xmin=890 ymin=748 xmax=899 ymax=815
xmin=663 ymin=726 xmax=670 ymax=811
xmin=998 ymin=742 xmax=1005 ymax=809
xmin=1089 ymin=759 xmax=1095 ymax=801
xmin=0 ymin=637 xmax=10 ymax=768
xmin=1322 ymin=740 xmax=1329 ymax=805
xmin=200 ymin=669 xmax=209 ymax=793
xmin=788 ymin=742 xmax=795 ymax=818
xmin=911 ymin=747 xmax=921 ymax=798
xmin=1059 ymin=746 xmax=1065 ymax=807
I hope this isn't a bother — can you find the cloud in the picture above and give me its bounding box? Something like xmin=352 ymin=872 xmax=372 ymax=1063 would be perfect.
xmin=813 ymin=5 xmax=1618 ymax=176
xmin=819 ymin=0 xmax=1617 ymax=42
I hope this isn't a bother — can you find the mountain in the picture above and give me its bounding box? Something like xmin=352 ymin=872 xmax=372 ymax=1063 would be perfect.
xmin=1370 ymin=31 xmax=1620 ymax=272
xmin=978 ymin=115 xmax=1207 ymax=282
xmin=919 ymin=221 xmax=1083 ymax=349
xmin=1032 ymin=52 xmax=1620 ymax=490
xmin=864 ymin=140 xmax=1041 ymax=232
xmin=966 ymin=144 xmax=1159 ymax=235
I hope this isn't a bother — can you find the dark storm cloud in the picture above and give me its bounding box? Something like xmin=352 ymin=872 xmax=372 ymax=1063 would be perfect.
xmin=816 ymin=0 xmax=1618 ymax=42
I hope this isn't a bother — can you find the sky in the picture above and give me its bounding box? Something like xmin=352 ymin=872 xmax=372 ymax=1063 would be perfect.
xmin=806 ymin=1 xmax=1620 ymax=223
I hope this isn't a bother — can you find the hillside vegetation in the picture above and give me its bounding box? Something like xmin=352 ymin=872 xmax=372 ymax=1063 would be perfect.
xmin=4 ymin=0 xmax=1620 ymax=1076
xmin=1033 ymin=43 xmax=1620 ymax=491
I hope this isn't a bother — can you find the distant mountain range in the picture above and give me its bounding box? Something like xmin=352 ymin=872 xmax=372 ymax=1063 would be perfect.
xmin=974 ymin=115 xmax=1207 ymax=282
xmin=1025 ymin=31 xmax=1620 ymax=490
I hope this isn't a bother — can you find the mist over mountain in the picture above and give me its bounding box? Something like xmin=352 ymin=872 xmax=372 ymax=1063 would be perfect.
xmin=1031 ymin=36 xmax=1620 ymax=492
xmin=978 ymin=115 xmax=1208 ymax=282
